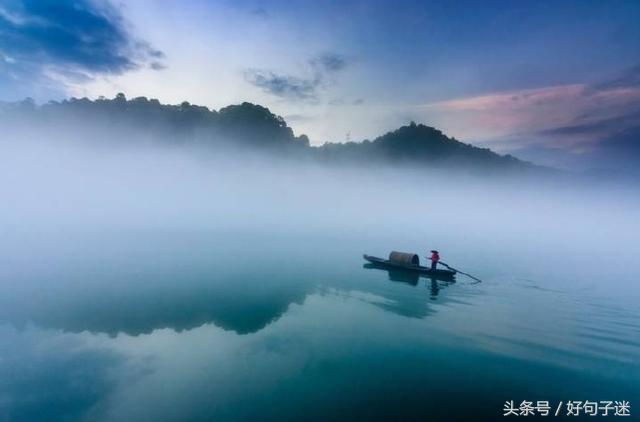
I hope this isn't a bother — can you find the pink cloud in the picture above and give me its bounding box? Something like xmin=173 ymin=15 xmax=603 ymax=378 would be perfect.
xmin=418 ymin=81 xmax=640 ymax=152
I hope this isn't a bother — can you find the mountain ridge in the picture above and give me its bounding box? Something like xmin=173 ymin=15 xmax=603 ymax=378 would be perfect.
xmin=1 ymin=94 xmax=541 ymax=174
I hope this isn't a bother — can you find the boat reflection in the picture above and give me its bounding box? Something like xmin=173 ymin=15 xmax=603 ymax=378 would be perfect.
xmin=363 ymin=263 xmax=454 ymax=300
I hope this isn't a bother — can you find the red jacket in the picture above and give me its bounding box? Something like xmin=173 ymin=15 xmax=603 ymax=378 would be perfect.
xmin=431 ymin=253 xmax=440 ymax=263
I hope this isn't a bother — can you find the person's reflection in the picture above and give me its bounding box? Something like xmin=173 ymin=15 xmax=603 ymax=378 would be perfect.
xmin=429 ymin=278 xmax=440 ymax=300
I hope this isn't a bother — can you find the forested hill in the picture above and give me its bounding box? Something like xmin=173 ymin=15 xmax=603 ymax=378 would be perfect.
xmin=317 ymin=122 xmax=527 ymax=171
xmin=1 ymin=94 xmax=537 ymax=172
xmin=0 ymin=94 xmax=311 ymax=151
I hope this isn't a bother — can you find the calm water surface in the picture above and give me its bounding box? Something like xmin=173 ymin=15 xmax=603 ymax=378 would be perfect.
xmin=0 ymin=229 xmax=638 ymax=421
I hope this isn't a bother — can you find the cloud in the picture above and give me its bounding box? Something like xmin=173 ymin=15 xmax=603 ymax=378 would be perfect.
xmin=311 ymin=52 xmax=348 ymax=73
xmin=0 ymin=0 xmax=164 ymax=99
xmin=283 ymin=113 xmax=313 ymax=122
xmin=244 ymin=70 xmax=320 ymax=101
xmin=328 ymin=97 xmax=364 ymax=106
xmin=244 ymin=52 xmax=349 ymax=102
xmin=590 ymin=65 xmax=640 ymax=91
xmin=420 ymin=84 xmax=586 ymax=145
xmin=420 ymin=64 xmax=640 ymax=151
xmin=249 ymin=7 xmax=269 ymax=19
xmin=534 ymin=67 xmax=640 ymax=147
xmin=539 ymin=111 xmax=640 ymax=139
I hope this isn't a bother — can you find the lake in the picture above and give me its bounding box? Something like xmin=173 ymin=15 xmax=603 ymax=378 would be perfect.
xmin=0 ymin=223 xmax=637 ymax=421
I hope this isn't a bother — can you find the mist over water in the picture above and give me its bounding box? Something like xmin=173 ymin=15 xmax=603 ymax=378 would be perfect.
xmin=1 ymin=134 xmax=639 ymax=420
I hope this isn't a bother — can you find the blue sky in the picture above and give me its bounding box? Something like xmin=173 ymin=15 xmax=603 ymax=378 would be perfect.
xmin=1 ymin=0 xmax=640 ymax=151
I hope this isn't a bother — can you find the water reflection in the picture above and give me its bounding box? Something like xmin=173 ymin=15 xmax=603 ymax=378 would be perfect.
xmin=386 ymin=273 xmax=453 ymax=301
xmin=0 ymin=259 xmax=462 ymax=338
xmin=429 ymin=278 xmax=440 ymax=299
xmin=0 ymin=233 xmax=638 ymax=422
xmin=359 ymin=263 xmax=457 ymax=319
xmin=363 ymin=263 xmax=455 ymax=284
xmin=0 ymin=273 xmax=311 ymax=336
xmin=0 ymin=325 xmax=138 ymax=422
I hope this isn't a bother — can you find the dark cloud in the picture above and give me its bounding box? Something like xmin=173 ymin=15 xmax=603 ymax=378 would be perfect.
xmin=589 ymin=64 xmax=640 ymax=92
xmin=311 ymin=52 xmax=348 ymax=73
xmin=539 ymin=112 xmax=640 ymax=138
xmin=283 ymin=113 xmax=313 ymax=122
xmin=328 ymin=97 xmax=364 ymax=106
xmin=244 ymin=52 xmax=350 ymax=101
xmin=0 ymin=0 xmax=164 ymax=98
xmin=244 ymin=70 xmax=320 ymax=101
xmin=598 ymin=125 xmax=640 ymax=154
xmin=250 ymin=7 xmax=270 ymax=19
xmin=516 ymin=123 xmax=640 ymax=173
xmin=150 ymin=61 xmax=167 ymax=71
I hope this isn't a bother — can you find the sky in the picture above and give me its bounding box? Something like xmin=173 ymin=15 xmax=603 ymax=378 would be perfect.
xmin=1 ymin=0 xmax=640 ymax=154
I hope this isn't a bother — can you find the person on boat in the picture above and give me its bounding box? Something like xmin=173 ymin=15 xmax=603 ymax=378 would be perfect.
xmin=429 ymin=250 xmax=440 ymax=271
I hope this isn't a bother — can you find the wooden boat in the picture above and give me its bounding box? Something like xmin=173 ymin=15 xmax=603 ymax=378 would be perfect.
xmin=363 ymin=252 xmax=456 ymax=280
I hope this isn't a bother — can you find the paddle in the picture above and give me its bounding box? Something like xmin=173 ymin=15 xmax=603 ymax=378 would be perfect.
xmin=428 ymin=259 xmax=483 ymax=283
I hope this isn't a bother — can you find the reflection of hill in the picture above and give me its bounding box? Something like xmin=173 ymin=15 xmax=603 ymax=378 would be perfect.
xmin=0 ymin=257 xmax=472 ymax=336
xmin=0 ymin=274 xmax=311 ymax=336
xmin=0 ymin=262 xmax=461 ymax=336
